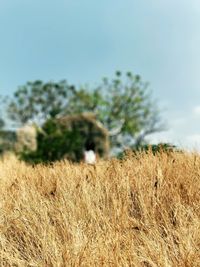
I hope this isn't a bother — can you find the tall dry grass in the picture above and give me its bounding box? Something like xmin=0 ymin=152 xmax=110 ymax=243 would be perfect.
xmin=0 ymin=151 xmax=199 ymax=266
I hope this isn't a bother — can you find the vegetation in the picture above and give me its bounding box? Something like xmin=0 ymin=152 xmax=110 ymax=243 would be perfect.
xmin=0 ymin=152 xmax=199 ymax=266
xmin=132 ymin=142 xmax=178 ymax=155
xmin=20 ymin=118 xmax=85 ymax=163
xmin=20 ymin=114 xmax=109 ymax=163
xmin=0 ymin=130 xmax=16 ymax=155
xmin=0 ymin=119 xmax=4 ymax=130
xmin=6 ymin=72 xmax=163 ymax=155
xmin=117 ymin=143 xmax=178 ymax=159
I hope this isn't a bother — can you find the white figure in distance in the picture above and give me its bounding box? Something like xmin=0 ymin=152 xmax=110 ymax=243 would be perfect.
xmin=84 ymin=140 xmax=96 ymax=164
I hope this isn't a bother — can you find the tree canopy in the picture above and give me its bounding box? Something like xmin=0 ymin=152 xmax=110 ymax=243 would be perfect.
xmin=7 ymin=80 xmax=75 ymax=125
xmin=6 ymin=71 xmax=163 ymax=153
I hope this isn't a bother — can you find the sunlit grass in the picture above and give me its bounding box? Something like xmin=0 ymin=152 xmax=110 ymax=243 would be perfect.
xmin=0 ymin=151 xmax=199 ymax=266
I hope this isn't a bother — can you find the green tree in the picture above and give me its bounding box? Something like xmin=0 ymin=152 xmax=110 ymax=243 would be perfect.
xmin=7 ymin=80 xmax=75 ymax=126
xmin=21 ymin=119 xmax=85 ymax=163
xmin=7 ymin=71 xmax=163 ymax=152
xmin=64 ymin=71 xmax=163 ymax=150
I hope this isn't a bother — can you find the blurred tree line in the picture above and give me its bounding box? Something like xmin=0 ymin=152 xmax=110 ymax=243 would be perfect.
xmin=0 ymin=71 xmax=173 ymax=162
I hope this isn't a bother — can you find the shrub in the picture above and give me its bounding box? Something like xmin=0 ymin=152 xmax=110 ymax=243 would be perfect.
xmin=21 ymin=114 xmax=109 ymax=163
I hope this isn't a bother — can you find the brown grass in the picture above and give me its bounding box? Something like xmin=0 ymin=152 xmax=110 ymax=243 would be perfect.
xmin=0 ymin=152 xmax=199 ymax=266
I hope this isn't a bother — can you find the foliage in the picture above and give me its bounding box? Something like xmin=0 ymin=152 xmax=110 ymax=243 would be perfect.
xmin=20 ymin=114 xmax=109 ymax=163
xmin=7 ymin=80 xmax=75 ymax=125
xmin=21 ymin=119 xmax=85 ymax=163
xmin=0 ymin=119 xmax=4 ymax=130
xmin=0 ymin=130 xmax=16 ymax=155
xmin=65 ymin=71 xmax=163 ymax=149
xmin=7 ymin=72 xmax=163 ymax=154
xmin=134 ymin=143 xmax=178 ymax=154
xmin=117 ymin=143 xmax=178 ymax=159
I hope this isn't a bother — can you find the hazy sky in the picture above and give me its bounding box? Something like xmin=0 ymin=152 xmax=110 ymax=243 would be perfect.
xmin=0 ymin=0 xmax=200 ymax=149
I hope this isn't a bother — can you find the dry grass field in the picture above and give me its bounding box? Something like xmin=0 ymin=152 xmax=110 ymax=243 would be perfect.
xmin=0 ymin=151 xmax=199 ymax=266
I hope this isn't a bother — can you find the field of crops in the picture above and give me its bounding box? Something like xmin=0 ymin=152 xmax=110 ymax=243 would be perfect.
xmin=0 ymin=152 xmax=199 ymax=266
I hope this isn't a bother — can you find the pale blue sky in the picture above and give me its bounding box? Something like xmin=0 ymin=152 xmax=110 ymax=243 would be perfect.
xmin=1 ymin=0 xmax=200 ymax=149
